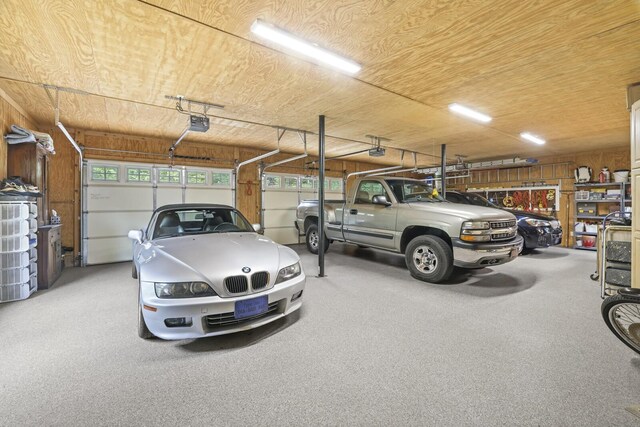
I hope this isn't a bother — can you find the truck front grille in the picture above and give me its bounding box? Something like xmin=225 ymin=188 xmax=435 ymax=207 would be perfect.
xmin=490 ymin=220 xmax=516 ymax=229
xmin=490 ymin=219 xmax=517 ymax=241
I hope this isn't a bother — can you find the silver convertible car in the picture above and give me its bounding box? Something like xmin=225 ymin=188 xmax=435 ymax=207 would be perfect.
xmin=128 ymin=204 xmax=305 ymax=340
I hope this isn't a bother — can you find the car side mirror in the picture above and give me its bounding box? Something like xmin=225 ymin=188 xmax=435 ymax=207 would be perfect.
xmin=372 ymin=195 xmax=392 ymax=207
xmin=128 ymin=229 xmax=143 ymax=243
xmin=252 ymin=224 xmax=262 ymax=232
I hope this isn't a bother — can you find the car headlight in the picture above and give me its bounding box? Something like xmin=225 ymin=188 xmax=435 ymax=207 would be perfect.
xmin=460 ymin=220 xmax=491 ymax=242
xmin=154 ymin=282 xmax=217 ymax=298
xmin=525 ymin=218 xmax=551 ymax=227
xmin=275 ymin=262 xmax=302 ymax=284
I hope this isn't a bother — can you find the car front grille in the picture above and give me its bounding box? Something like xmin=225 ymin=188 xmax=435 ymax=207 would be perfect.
xmin=224 ymin=275 xmax=248 ymax=294
xmin=251 ymin=272 xmax=269 ymax=290
xmin=204 ymin=300 xmax=281 ymax=330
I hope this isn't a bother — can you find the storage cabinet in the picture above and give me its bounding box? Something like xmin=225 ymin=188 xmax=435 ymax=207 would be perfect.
xmin=7 ymin=143 xmax=49 ymax=226
xmin=0 ymin=198 xmax=38 ymax=302
xmin=37 ymin=224 xmax=62 ymax=289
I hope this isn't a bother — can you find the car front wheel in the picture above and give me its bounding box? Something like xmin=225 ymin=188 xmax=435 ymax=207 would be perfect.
xmin=405 ymin=235 xmax=453 ymax=284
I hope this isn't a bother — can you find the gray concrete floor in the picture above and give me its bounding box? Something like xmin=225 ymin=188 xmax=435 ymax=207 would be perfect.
xmin=0 ymin=244 xmax=639 ymax=426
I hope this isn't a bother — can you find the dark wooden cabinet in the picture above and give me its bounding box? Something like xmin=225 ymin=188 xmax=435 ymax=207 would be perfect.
xmin=37 ymin=225 xmax=63 ymax=289
xmin=7 ymin=143 xmax=49 ymax=225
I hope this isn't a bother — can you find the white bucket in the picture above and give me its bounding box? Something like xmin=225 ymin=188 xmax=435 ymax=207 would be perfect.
xmin=613 ymin=169 xmax=630 ymax=182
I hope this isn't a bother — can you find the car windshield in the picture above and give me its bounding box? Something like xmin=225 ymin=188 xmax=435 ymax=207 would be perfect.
xmin=464 ymin=193 xmax=500 ymax=208
xmin=152 ymin=207 xmax=254 ymax=239
xmin=387 ymin=179 xmax=444 ymax=203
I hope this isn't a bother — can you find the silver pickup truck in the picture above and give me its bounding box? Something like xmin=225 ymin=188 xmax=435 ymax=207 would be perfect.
xmin=295 ymin=177 xmax=523 ymax=283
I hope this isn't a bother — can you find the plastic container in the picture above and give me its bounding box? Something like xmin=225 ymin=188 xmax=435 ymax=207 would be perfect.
xmin=29 ymin=247 xmax=37 ymax=261
xmin=0 ymin=219 xmax=29 ymax=237
xmin=0 ymin=204 xmax=29 ymax=221
xmin=0 ymin=267 xmax=30 ymax=286
xmin=583 ymin=236 xmax=596 ymax=248
xmin=613 ymin=169 xmax=630 ymax=183
xmin=0 ymin=235 xmax=29 ymax=253
xmin=29 ymin=274 xmax=37 ymax=293
xmin=0 ymin=252 xmax=29 ymax=269
xmin=0 ymin=282 xmax=32 ymax=303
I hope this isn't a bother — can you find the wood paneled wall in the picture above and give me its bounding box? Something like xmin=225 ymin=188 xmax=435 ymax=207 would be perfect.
xmin=449 ymin=146 xmax=631 ymax=247
xmin=1 ymin=89 xmax=38 ymax=178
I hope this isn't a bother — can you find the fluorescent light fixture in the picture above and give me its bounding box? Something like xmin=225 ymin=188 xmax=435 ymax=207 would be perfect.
xmin=448 ymin=103 xmax=492 ymax=123
xmin=251 ymin=19 xmax=361 ymax=75
xmin=520 ymin=132 xmax=546 ymax=145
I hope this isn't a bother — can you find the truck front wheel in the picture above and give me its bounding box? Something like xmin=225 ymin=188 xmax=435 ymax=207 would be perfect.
xmin=405 ymin=235 xmax=453 ymax=283
xmin=306 ymin=223 xmax=330 ymax=254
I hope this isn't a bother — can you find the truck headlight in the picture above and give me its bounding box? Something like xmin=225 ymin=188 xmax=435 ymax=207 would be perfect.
xmin=275 ymin=262 xmax=302 ymax=284
xmin=155 ymin=282 xmax=217 ymax=298
xmin=525 ymin=219 xmax=551 ymax=227
xmin=461 ymin=221 xmax=491 ymax=242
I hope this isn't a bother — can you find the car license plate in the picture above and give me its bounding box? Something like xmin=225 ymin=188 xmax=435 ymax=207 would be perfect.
xmin=234 ymin=296 xmax=268 ymax=319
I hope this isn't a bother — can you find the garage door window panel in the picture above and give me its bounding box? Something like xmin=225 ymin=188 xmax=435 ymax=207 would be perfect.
xmin=158 ymin=169 xmax=182 ymax=184
xmin=301 ymin=177 xmax=315 ymax=190
xmin=91 ymin=165 xmax=119 ymax=182
xmin=126 ymin=167 xmax=151 ymax=183
xmin=187 ymin=171 xmax=207 ymax=185
xmin=265 ymin=175 xmax=282 ymax=189
xmin=211 ymin=171 xmax=231 ymax=187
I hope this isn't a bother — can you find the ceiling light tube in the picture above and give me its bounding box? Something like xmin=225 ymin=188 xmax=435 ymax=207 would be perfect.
xmin=520 ymin=132 xmax=546 ymax=145
xmin=251 ymin=19 xmax=361 ymax=75
xmin=448 ymin=103 xmax=492 ymax=123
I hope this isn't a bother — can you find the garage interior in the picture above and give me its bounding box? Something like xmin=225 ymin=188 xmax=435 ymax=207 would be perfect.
xmin=1 ymin=1 xmax=640 ymax=425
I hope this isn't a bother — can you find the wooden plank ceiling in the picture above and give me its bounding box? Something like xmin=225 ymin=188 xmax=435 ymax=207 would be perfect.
xmin=0 ymin=0 xmax=638 ymax=166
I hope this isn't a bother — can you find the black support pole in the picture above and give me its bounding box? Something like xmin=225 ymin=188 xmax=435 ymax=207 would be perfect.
xmin=318 ymin=115 xmax=326 ymax=277
xmin=440 ymin=144 xmax=446 ymax=196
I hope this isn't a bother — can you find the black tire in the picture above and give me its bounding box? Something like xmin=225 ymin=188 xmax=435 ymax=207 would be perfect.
xmin=137 ymin=286 xmax=154 ymax=339
xmin=305 ymin=223 xmax=329 ymax=254
xmin=601 ymin=292 xmax=640 ymax=355
xmin=132 ymin=262 xmax=138 ymax=279
xmin=404 ymin=235 xmax=453 ymax=284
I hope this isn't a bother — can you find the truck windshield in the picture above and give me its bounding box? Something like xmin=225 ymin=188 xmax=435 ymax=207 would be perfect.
xmin=387 ymin=180 xmax=444 ymax=203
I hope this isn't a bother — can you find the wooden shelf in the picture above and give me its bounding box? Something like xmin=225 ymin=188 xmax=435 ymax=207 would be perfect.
xmin=574 ymin=232 xmax=597 ymax=236
xmin=574 ymin=246 xmax=597 ymax=251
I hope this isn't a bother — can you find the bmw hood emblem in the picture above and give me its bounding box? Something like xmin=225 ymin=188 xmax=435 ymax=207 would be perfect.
xmin=242 ymin=267 xmax=251 ymax=273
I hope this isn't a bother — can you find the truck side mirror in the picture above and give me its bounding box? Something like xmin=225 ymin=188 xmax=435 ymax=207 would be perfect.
xmin=372 ymin=195 xmax=392 ymax=207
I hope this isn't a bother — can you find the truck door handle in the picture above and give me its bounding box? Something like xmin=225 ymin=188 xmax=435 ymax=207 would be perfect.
xmin=350 ymin=209 xmax=358 ymax=215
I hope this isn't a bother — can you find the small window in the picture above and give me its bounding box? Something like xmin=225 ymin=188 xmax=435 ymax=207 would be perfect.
xmin=329 ymin=179 xmax=342 ymax=192
xmin=158 ymin=169 xmax=181 ymax=184
xmin=355 ymin=180 xmax=389 ymax=204
xmin=265 ymin=175 xmax=282 ymax=189
xmin=212 ymin=172 xmax=231 ymax=187
xmin=126 ymin=167 xmax=151 ymax=182
xmin=284 ymin=176 xmax=298 ymax=190
xmin=300 ymin=177 xmax=315 ymax=190
xmin=91 ymin=165 xmax=119 ymax=182
xmin=187 ymin=171 xmax=207 ymax=185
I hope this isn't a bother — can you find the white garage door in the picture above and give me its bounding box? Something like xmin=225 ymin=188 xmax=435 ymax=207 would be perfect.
xmin=262 ymin=174 xmax=343 ymax=245
xmin=83 ymin=160 xmax=232 ymax=265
